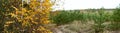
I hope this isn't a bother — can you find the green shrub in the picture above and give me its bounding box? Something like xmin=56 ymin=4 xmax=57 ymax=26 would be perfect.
xmin=51 ymin=11 xmax=72 ymax=25
xmin=108 ymin=6 xmax=120 ymax=31
xmin=92 ymin=8 xmax=106 ymax=33
xmin=50 ymin=11 xmax=83 ymax=25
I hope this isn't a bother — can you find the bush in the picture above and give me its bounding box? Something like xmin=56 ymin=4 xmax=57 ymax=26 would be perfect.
xmin=108 ymin=6 xmax=120 ymax=31
xmin=0 ymin=0 xmax=53 ymax=33
xmin=50 ymin=11 xmax=83 ymax=25
xmin=92 ymin=8 xmax=106 ymax=33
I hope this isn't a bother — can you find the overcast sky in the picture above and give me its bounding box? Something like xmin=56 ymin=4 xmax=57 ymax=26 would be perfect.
xmin=53 ymin=0 xmax=120 ymax=10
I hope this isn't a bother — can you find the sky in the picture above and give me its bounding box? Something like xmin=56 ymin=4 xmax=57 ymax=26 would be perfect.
xmin=53 ymin=0 xmax=120 ymax=10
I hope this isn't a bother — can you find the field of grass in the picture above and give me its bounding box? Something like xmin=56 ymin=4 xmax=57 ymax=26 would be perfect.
xmin=50 ymin=8 xmax=120 ymax=33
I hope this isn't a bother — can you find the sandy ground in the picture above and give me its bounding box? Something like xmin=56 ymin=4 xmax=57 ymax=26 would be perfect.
xmin=50 ymin=20 xmax=120 ymax=33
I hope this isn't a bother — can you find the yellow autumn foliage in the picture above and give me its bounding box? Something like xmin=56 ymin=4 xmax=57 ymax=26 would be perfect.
xmin=0 ymin=0 xmax=54 ymax=33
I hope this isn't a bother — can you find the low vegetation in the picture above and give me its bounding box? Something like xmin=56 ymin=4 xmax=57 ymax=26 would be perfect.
xmin=50 ymin=6 xmax=120 ymax=33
